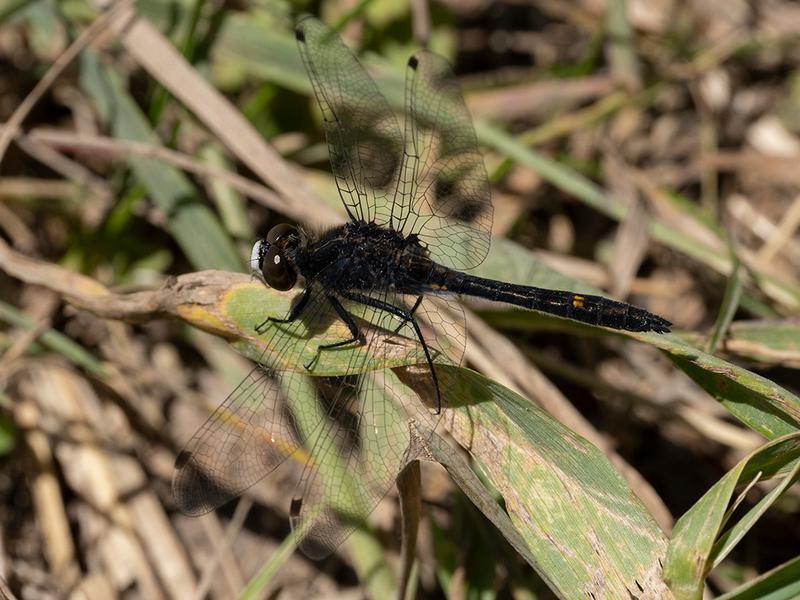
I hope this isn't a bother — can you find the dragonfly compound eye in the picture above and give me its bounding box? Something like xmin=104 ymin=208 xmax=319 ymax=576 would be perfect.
xmin=262 ymin=224 xmax=299 ymax=291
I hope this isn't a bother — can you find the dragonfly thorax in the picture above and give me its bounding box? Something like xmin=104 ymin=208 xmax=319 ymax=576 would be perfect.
xmin=297 ymin=220 xmax=428 ymax=293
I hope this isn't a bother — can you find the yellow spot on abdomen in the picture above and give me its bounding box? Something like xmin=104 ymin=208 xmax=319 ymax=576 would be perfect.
xmin=572 ymin=295 xmax=585 ymax=308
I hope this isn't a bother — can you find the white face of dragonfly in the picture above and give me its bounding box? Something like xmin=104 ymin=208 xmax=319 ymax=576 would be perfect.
xmin=250 ymin=239 xmax=265 ymax=279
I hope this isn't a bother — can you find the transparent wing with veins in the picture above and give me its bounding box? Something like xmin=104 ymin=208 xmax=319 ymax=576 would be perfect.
xmin=173 ymin=283 xmax=464 ymax=558
xmin=295 ymin=16 xmax=493 ymax=271
xmin=295 ymin=16 xmax=404 ymax=225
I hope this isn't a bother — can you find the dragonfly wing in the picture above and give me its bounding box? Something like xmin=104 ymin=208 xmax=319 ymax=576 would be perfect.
xmin=173 ymin=365 xmax=300 ymax=515
xmin=174 ymin=283 xmax=452 ymax=557
xmin=399 ymin=51 xmax=493 ymax=270
xmin=295 ymin=16 xmax=404 ymax=225
xmin=286 ymin=289 xmax=447 ymax=558
xmin=412 ymin=293 xmax=467 ymax=368
xmin=286 ymin=370 xmax=408 ymax=558
xmin=290 ymin=292 xmax=454 ymax=558
xmin=295 ymin=17 xmax=492 ymax=271
xmin=173 ymin=287 xmax=360 ymax=515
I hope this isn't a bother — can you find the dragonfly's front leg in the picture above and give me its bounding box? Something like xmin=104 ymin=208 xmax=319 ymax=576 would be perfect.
xmin=255 ymin=287 xmax=312 ymax=333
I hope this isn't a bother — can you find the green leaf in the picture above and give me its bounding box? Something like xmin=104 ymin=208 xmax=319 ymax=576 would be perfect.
xmin=416 ymin=366 xmax=670 ymax=599
xmin=16 ymin=0 xmax=61 ymax=58
xmin=708 ymin=459 xmax=800 ymax=569
xmin=202 ymin=277 xmax=799 ymax=598
xmin=707 ymin=248 xmax=742 ymax=354
xmin=237 ymin=524 xmax=301 ymax=600
xmin=212 ymin=14 xmax=309 ymax=94
xmin=664 ymin=433 xmax=800 ymax=599
xmin=0 ymin=0 xmax=36 ymax=23
xmin=0 ymin=299 xmax=107 ymax=378
xmin=662 ymin=334 xmax=800 ymax=439
xmin=222 ymin=283 xmax=424 ymax=374
xmin=197 ymin=143 xmax=253 ymax=242
xmin=717 ymin=555 xmax=800 ymax=600
xmin=187 ymin=277 xmax=669 ymax=597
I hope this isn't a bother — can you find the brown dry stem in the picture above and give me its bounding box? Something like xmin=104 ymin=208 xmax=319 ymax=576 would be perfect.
xmin=0 ymin=236 xmax=243 ymax=338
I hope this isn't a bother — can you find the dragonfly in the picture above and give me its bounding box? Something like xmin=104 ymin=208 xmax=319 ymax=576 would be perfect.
xmin=173 ymin=15 xmax=671 ymax=559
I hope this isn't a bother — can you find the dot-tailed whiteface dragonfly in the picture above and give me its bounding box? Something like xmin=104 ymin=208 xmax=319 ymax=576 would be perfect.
xmin=173 ymin=15 xmax=671 ymax=559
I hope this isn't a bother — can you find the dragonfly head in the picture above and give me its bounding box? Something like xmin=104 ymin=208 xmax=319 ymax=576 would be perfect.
xmin=250 ymin=224 xmax=300 ymax=291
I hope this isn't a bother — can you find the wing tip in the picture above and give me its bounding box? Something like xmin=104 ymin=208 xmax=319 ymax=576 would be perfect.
xmin=174 ymin=500 xmax=212 ymax=518
xmin=172 ymin=449 xmax=222 ymax=517
xmin=175 ymin=449 xmax=192 ymax=469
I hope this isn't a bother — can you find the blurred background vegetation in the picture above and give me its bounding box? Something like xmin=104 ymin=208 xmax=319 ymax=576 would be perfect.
xmin=1 ymin=0 xmax=799 ymax=598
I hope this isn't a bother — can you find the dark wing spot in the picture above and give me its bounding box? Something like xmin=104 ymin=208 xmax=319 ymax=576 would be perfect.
xmin=314 ymin=376 xmax=362 ymax=453
xmin=408 ymin=55 xmax=419 ymax=70
xmin=332 ymin=105 xmax=401 ymax=190
xmin=295 ymin=28 xmax=305 ymax=42
xmin=434 ymin=175 xmax=454 ymax=202
xmin=452 ymin=197 xmax=488 ymax=223
xmin=175 ymin=449 xmax=192 ymax=469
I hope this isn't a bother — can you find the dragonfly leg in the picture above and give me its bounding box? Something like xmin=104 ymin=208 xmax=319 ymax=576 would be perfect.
xmin=255 ymin=287 xmax=312 ymax=333
xmin=341 ymin=291 xmax=442 ymax=414
xmin=305 ymin=294 xmax=364 ymax=371
xmin=393 ymin=295 xmax=423 ymax=334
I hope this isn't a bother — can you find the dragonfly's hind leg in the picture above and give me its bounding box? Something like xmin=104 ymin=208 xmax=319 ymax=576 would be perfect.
xmin=393 ymin=295 xmax=423 ymax=334
xmin=340 ymin=291 xmax=442 ymax=414
xmin=304 ymin=294 xmax=365 ymax=371
xmin=255 ymin=288 xmax=312 ymax=333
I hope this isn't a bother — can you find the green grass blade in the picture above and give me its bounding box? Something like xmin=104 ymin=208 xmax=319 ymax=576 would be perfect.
xmin=79 ymin=49 xmax=244 ymax=272
xmin=0 ymin=0 xmax=35 ymax=22
xmin=716 ymin=555 xmax=800 ymax=600
xmin=189 ymin=277 xmax=671 ymax=597
xmin=664 ymin=433 xmax=800 ymax=599
xmin=709 ymin=459 xmax=800 ymax=569
xmin=723 ymin=320 xmax=800 ymax=366
xmin=0 ymin=299 xmax=107 ymax=378
xmin=418 ymin=366 xmax=670 ymax=599
xmin=707 ymin=248 xmax=743 ymax=354
xmin=237 ymin=520 xmax=302 ymax=599
xmin=663 ymin=335 xmax=800 ymax=439
xmin=197 ymin=143 xmax=253 ymax=242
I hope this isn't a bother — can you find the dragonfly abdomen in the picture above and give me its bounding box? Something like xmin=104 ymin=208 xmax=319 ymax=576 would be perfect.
xmin=445 ymin=273 xmax=671 ymax=333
